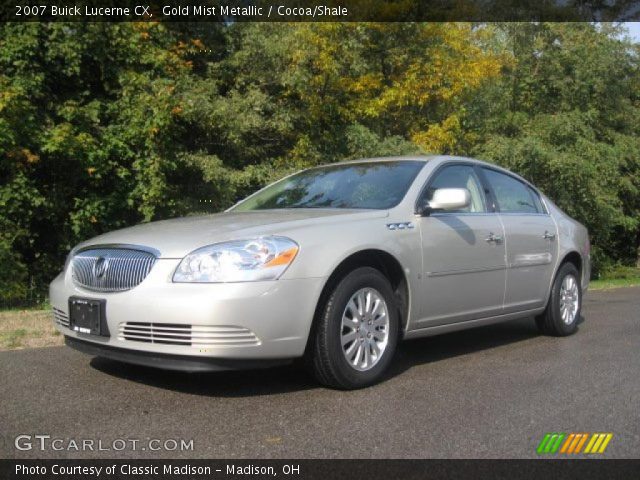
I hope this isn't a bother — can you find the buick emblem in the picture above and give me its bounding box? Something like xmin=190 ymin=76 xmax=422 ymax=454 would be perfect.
xmin=93 ymin=257 xmax=109 ymax=279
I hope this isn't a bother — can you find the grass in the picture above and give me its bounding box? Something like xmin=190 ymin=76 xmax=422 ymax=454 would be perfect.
xmin=0 ymin=309 xmax=63 ymax=351
xmin=589 ymin=276 xmax=640 ymax=290
xmin=590 ymin=265 xmax=640 ymax=291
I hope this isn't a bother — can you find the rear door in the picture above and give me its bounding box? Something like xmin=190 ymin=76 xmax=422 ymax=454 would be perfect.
xmin=415 ymin=163 xmax=507 ymax=328
xmin=481 ymin=167 xmax=558 ymax=313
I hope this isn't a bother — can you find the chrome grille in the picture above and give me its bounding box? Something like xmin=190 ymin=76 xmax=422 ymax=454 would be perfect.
xmin=52 ymin=307 xmax=69 ymax=328
xmin=71 ymin=247 xmax=157 ymax=292
xmin=118 ymin=322 xmax=260 ymax=347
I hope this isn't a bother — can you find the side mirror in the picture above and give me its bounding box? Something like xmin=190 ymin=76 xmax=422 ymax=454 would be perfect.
xmin=419 ymin=188 xmax=471 ymax=215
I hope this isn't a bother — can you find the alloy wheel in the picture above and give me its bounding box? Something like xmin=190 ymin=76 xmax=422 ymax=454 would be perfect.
xmin=340 ymin=288 xmax=390 ymax=371
xmin=559 ymin=274 xmax=579 ymax=325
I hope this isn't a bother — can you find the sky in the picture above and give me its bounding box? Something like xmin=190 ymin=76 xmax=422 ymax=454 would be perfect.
xmin=624 ymin=22 xmax=640 ymax=42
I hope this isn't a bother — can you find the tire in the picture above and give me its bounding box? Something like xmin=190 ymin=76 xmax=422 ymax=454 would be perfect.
xmin=308 ymin=267 xmax=399 ymax=389
xmin=536 ymin=262 xmax=582 ymax=336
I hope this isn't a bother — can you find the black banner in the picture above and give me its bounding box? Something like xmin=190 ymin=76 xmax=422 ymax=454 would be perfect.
xmin=2 ymin=459 xmax=640 ymax=480
xmin=1 ymin=0 xmax=640 ymax=22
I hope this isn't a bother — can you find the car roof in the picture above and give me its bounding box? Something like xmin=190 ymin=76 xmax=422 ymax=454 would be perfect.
xmin=327 ymin=154 xmax=501 ymax=167
xmin=328 ymin=155 xmax=436 ymax=166
xmin=313 ymin=155 xmax=540 ymax=191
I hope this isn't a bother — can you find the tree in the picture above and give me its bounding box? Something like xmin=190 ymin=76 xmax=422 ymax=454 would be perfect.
xmin=473 ymin=23 xmax=640 ymax=274
xmin=0 ymin=22 xmax=201 ymax=303
xmin=180 ymin=23 xmax=503 ymax=206
xmin=1 ymin=21 xmax=639 ymax=304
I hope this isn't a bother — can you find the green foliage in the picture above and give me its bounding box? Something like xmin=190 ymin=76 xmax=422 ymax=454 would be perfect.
xmin=1 ymin=21 xmax=639 ymax=304
xmin=472 ymin=23 xmax=640 ymax=274
xmin=0 ymin=22 xmax=203 ymax=304
xmin=0 ymin=235 xmax=28 ymax=303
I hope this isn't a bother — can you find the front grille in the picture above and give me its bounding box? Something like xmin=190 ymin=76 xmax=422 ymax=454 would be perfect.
xmin=118 ymin=322 xmax=261 ymax=347
xmin=52 ymin=307 xmax=69 ymax=328
xmin=71 ymin=247 xmax=157 ymax=292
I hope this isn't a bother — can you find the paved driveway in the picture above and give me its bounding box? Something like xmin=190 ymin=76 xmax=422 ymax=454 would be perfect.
xmin=2 ymin=287 xmax=638 ymax=458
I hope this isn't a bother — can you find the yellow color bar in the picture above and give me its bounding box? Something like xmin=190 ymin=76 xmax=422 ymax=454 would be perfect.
xmin=583 ymin=434 xmax=599 ymax=453
xmin=591 ymin=434 xmax=606 ymax=453
xmin=597 ymin=434 xmax=613 ymax=454
xmin=585 ymin=433 xmax=613 ymax=453
xmin=583 ymin=433 xmax=613 ymax=454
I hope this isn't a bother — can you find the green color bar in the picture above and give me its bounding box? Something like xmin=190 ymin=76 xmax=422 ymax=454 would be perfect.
xmin=550 ymin=433 xmax=566 ymax=453
xmin=544 ymin=434 xmax=559 ymax=453
xmin=537 ymin=433 xmax=552 ymax=454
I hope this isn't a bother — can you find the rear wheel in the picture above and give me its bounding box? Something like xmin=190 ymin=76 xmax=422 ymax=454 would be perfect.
xmin=309 ymin=267 xmax=399 ymax=389
xmin=536 ymin=262 xmax=582 ymax=336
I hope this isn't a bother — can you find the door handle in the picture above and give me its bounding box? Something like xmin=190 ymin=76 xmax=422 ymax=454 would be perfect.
xmin=543 ymin=231 xmax=556 ymax=240
xmin=485 ymin=232 xmax=503 ymax=244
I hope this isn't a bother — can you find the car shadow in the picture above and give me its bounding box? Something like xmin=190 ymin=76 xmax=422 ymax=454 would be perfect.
xmin=386 ymin=314 xmax=586 ymax=381
xmin=389 ymin=317 xmax=534 ymax=380
xmin=90 ymin=315 xmax=584 ymax=397
xmin=90 ymin=356 xmax=317 ymax=397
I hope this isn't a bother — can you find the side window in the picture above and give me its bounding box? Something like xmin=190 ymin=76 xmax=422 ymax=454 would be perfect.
xmin=422 ymin=165 xmax=486 ymax=213
xmin=482 ymin=168 xmax=542 ymax=214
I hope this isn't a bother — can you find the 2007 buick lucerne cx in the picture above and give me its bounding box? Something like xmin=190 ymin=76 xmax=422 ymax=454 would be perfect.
xmin=50 ymin=156 xmax=590 ymax=389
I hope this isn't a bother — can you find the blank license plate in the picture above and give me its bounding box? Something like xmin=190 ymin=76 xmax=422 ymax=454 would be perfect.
xmin=69 ymin=297 xmax=106 ymax=336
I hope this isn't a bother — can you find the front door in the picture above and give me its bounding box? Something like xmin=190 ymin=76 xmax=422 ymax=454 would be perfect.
xmin=415 ymin=164 xmax=507 ymax=328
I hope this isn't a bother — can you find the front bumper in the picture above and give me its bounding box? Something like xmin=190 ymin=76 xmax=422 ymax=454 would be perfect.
xmin=65 ymin=336 xmax=293 ymax=372
xmin=50 ymin=259 xmax=326 ymax=366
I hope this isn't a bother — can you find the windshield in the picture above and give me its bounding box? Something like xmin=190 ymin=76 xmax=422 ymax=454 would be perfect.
xmin=231 ymin=161 xmax=425 ymax=211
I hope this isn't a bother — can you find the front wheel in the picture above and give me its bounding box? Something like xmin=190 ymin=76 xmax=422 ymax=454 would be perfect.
xmin=309 ymin=267 xmax=399 ymax=389
xmin=536 ymin=262 xmax=582 ymax=336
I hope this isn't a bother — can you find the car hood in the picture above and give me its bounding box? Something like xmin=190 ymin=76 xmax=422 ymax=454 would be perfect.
xmin=76 ymin=209 xmax=388 ymax=258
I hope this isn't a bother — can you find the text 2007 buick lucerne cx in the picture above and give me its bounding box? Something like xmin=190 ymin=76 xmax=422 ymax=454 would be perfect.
xmin=50 ymin=156 xmax=590 ymax=389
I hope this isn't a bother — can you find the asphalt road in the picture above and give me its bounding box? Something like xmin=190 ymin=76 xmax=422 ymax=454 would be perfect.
xmin=2 ymin=287 xmax=639 ymax=459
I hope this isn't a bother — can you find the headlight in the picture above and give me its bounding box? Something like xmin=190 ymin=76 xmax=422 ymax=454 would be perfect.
xmin=173 ymin=236 xmax=299 ymax=283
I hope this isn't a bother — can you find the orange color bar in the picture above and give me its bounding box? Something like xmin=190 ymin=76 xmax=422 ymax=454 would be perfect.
xmin=560 ymin=434 xmax=575 ymax=454
xmin=567 ymin=434 xmax=582 ymax=454
xmin=574 ymin=433 xmax=589 ymax=453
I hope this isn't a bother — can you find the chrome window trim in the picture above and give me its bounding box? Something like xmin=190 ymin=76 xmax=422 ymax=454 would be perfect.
xmin=497 ymin=212 xmax=550 ymax=217
xmin=537 ymin=194 xmax=551 ymax=216
xmin=429 ymin=212 xmax=497 ymax=217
